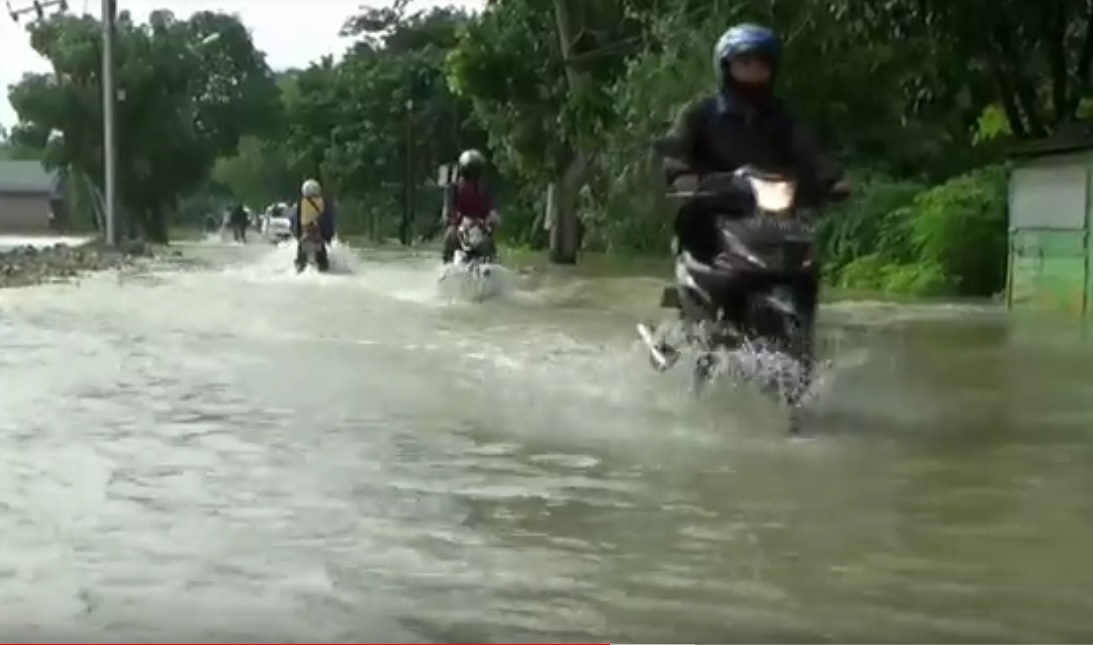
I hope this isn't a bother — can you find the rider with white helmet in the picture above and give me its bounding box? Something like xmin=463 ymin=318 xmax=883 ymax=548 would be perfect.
xmin=302 ymin=178 xmax=321 ymax=198
xmin=441 ymin=148 xmax=499 ymax=264
xmin=292 ymin=177 xmax=335 ymax=272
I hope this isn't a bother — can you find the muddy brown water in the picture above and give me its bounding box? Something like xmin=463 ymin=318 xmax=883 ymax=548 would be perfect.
xmin=0 ymin=240 xmax=1090 ymax=642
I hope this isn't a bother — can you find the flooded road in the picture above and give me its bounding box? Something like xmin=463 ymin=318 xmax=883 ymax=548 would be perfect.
xmin=1 ymin=241 xmax=1091 ymax=642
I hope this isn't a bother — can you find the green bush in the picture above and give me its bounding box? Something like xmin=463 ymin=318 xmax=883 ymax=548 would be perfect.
xmin=832 ymin=164 xmax=1007 ymax=297
xmin=906 ymin=164 xmax=1008 ymax=296
xmin=817 ymin=173 xmax=926 ymax=272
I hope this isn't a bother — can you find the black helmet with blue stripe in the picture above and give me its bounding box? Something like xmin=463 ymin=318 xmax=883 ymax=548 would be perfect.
xmin=713 ymin=24 xmax=780 ymax=83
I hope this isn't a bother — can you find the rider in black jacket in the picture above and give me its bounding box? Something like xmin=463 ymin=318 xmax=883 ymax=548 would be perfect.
xmin=660 ymin=23 xmax=849 ymax=263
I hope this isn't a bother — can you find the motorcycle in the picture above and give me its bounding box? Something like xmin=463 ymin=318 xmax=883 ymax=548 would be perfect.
xmin=230 ymin=221 xmax=247 ymax=243
xmin=437 ymin=217 xmax=504 ymax=301
xmin=637 ymin=165 xmax=832 ymax=433
xmin=294 ymin=222 xmax=331 ymax=273
xmin=452 ymin=217 xmax=496 ymax=277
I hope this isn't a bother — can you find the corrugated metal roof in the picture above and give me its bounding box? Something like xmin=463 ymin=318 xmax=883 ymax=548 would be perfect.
xmin=0 ymin=160 xmax=55 ymax=194
xmin=1008 ymin=120 xmax=1093 ymax=159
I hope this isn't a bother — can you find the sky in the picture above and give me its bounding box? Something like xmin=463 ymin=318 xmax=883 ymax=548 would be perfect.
xmin=0 ymin=0 xmax=483 ymax=129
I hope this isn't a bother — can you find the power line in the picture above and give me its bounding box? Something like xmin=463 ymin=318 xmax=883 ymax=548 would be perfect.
xmin=6 ymin=0 xmax=67 ymax=22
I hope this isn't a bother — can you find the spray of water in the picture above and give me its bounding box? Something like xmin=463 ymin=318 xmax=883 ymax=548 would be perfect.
xmin=436 ymin=262 xmax=516 ymax=303
xmin=223 ymin=237 xmax=364 ymax=280
xmin=642 ymin=317 xmax=870 ymax=410
xmin=0 ymin=235 xmax=94 ymax=250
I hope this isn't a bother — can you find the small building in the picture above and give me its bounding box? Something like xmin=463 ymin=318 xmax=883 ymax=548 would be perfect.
xmin=0 ymin=159 xmax=61 ymax=233
xmin=1007 ymin=126 xmax=1093 ymax=317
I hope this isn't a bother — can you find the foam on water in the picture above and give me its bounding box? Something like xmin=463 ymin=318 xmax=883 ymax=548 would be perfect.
xmin=198 ymin=238 xmax=454 ymax=309
xmin=436 ymin=262 xmax=516 ymax=303
xmin=0 ymin=235 xmax=93 ymax=250
xmin=224 ymin=237 xmax=363 ymax=280
xmin=635 ymin=316 xmax=873 ymax=414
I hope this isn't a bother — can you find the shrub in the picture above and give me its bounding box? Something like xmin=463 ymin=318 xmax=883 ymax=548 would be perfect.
xmin=832 ymin=164 xmax=1007 ymax=297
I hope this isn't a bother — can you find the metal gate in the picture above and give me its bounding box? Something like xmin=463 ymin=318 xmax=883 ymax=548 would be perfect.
xmin=1006 ymin=153 xmax=1091 ymax=317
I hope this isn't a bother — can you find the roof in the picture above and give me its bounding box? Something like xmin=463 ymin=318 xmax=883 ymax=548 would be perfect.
xmin=1008 ymin=120 xmax=1093 ymax=159
xmin=0 ymin=160 xmax=56 ymax=194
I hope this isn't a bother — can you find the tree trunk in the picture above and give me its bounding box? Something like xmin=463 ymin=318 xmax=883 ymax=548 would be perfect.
xmin=549 ymin=153 xmax=587 ymax=264
xmin=986 ymin=55 xmax=1029 ymax=138
xmin=549 ymin=0 xmax=591 ymax=265
xmin=145 ymin=204 xmax=168 ymax=244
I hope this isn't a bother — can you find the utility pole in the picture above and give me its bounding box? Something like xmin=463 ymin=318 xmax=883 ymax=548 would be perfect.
xmin=8 ymin=0 xmax=117 ymax=246
xmin=101 ymin=0 xmax=117 ymax=246
xmin=402 ymin=97 xmax=413 ymax=246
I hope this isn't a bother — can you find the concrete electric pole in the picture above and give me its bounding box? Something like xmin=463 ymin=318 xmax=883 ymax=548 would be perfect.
xmin=100 ymin=0 xmax=117 ymax=246
xmin=8 ymin=0 xmax=118 ymax=247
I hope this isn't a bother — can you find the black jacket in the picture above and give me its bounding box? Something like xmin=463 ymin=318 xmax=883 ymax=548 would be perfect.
xmin=229 ymin=205 xmax=248 ymax=227
xmin=661 ymin=91 xmax=842 ymax=200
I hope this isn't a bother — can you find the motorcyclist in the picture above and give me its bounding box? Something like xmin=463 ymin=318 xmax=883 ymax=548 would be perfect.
xmin=441 ymin=149 xmax=500 ymax=264
xmin=660 ymin=22 xmax=848 ymax=259
xmin=292 ymin=178 xmax=335 ymax=271
xmin=228 ymin=202 xmax=249 ymax=242
xmin=660 ymin=23 xmax=849 ymax=330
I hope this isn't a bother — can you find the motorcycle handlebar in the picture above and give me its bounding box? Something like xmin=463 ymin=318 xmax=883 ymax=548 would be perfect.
xmin=456 ymin=219 xmax=496 ymax=234
xmin=670 ymin=167 xmax=845 ymax=204
xmin=666 ymin=182 xmax=844 ymax=209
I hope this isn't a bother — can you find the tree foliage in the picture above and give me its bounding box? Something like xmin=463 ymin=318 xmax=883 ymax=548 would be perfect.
xmin=7 ymin=9 xmax=278 ymax=241
xmin=8 ymin=0 xmax=1087 ymax=294
xmin=204 ymin=2 xmax=487 ymax=240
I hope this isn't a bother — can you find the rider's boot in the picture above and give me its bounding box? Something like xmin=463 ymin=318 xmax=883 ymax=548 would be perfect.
xmin=441 ymin=229 xmax=457 ymax=264
xmin=294 ymin=244 xmax=306 ymax=273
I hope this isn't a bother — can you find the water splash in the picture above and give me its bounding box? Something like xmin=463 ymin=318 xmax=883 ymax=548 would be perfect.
xmin=640 ymin=317 xmax=869 ymax=409
xmin=436 ymin=262 xmax=515 ymax=303
xmin=0 ymin=235 xmax=94 ymax=251
xmin=224 ymin=237 xmax=363 ymax=280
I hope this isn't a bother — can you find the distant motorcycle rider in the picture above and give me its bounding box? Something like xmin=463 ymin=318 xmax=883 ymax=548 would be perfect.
xmin=228 ymin=202 xmax=249 ymax=243
xmin=441 ymin=149 xmax=499 ymax=264
xmin=292 ymin=178 xmax=335 ymax=272
xmin=660 ymin=23 xmax=849 ymax=329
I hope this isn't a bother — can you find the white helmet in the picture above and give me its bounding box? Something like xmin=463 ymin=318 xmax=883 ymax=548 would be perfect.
xmin=458 ymin=149 xmax=485 ymax=169
xmin=301 ymin=178 xmax=321 ymax=197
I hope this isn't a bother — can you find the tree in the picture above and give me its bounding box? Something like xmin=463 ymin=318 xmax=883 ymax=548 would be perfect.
xmin=858 ymin=0 xmax=1093 ymax=139
xmin=6 ymin=9 xmax=280 ymax=242
xmin=229 ymin=3 xmax=487 ymax=240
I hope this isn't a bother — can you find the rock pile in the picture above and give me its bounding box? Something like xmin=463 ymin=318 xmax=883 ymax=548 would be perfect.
xmin=0 ymin=240 xmax=151 ymax=288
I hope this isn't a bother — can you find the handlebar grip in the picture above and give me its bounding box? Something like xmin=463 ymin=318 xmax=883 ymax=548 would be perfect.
xmin=665 ymin=191 xmax=720 ymax=199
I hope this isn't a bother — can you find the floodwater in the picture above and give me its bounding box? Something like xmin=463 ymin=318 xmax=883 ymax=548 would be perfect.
xmin=0 ymin=234 xmax=94 ymax=252
xmin=0 ymin=239 xmax=1090 ymax=642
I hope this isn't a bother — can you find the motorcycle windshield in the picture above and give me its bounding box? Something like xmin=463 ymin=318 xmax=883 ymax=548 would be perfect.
xmin=747 ymin=176 xmax=796 ymax=213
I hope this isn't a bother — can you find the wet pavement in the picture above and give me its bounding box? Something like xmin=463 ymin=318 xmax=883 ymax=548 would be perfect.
xmin=0 ymin=239 xmax=1090 ymax=642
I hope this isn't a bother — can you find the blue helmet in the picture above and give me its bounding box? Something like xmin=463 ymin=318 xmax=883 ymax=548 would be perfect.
xmin=713 ymin=24 xmax=780 ymax=79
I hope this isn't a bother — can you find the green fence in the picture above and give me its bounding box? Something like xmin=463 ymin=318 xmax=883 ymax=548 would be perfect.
xmin=1006 ymin=151 xmax=1093 ymax=319
xmin=1008 ymin=229 xmax=1090 ymax=317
